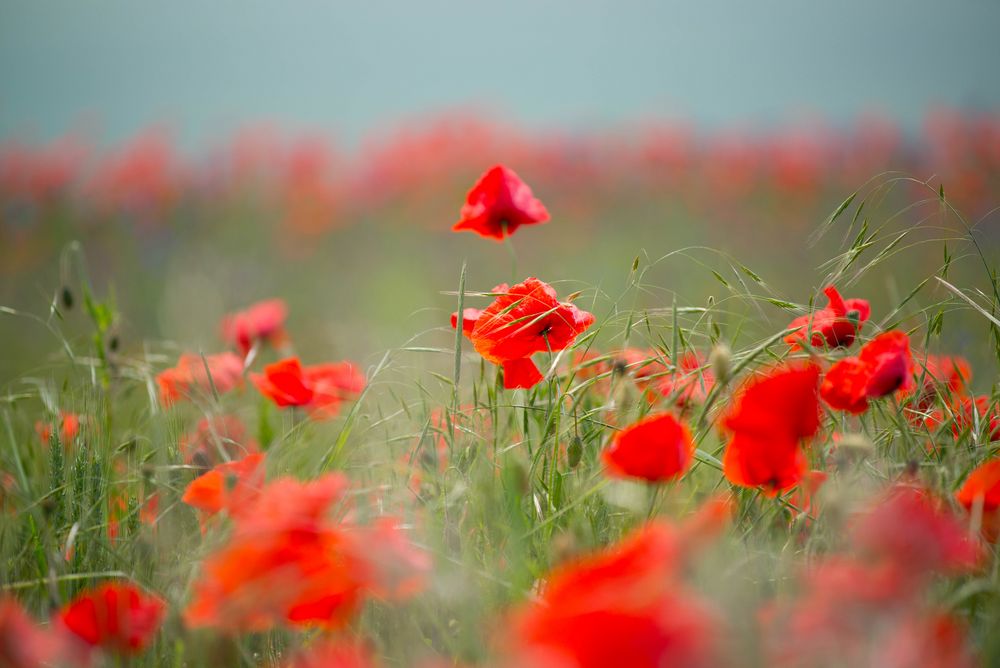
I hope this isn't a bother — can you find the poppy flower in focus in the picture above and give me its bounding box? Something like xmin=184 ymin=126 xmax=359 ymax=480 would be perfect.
xmin=722 ymin=363 xmax=821 ymax=495
xmin=157 ymin=352 xmax=244 ymax=407
xmin=220 ymin=298 xmax=289 ymax=357
xmin=181 ymin=453 xmax=266 ymax=518
xmin=602 ymin=413 xmax=694 ymax=483
xmin=251 ymin=357 xmax=365 ymax=419
xmin=470 ymin=278 xmax=594 ymax=390
xmin=34 ymin=411 xmax=80 ymax=446
xmin=508 ymin=521 xmax=721 ymax=668
xmin=450 ymin=308 xmax=483 ymax=337
xmin=956 ymin=458 xmax=1000 ymax=541
xmin=58 ymin=582 xmax=165 ymax=655
xmin=821 ymin=331 xmax=914 ymax=413
xmin=452 ymin=165 xmax=549 ymax=240
xmin=784 ymin=285 xmax=871 ymax=350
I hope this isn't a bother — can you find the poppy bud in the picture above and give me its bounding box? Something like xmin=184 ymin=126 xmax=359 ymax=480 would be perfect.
xmin=846 ymin=309 xmax=861 ymax=325
xmin=567 ymin=437 xmax=583 ymax=468
xmin=61 ymin=287 xmax=74 ymax=310
xmin=710 ymin=343 xmax=732 ymax=385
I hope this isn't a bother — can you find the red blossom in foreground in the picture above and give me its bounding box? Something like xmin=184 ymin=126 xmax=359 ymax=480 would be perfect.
xmin=181 ymin=453 xmax=266 ymax=518
xmin=469 ymin=278 xmax=594 ymax=390
xmin=452 ymin=164 xmax=549 ymax=240
xmin=251 ymin=356 xmax=365 ymax=419
xmin=784 ymin=285 xmax=871 ymax=350
xmin=184 ymin=474 xmax=428 ymax=633
xmin=722 ymin=364 xmax=821 ymax=495
xmin=0 ymin=597 xmax=69 ymax=668
xmin=220 ymin=298 xmax=289 ymax=357
xmin=602 ymin=413 xmax=694 ymax=482
xmin=34 ymin=411 xmax=80 ymax=446
xmin=506 ymin=515 xmax=725 ymax=668
xmin=821 ymin=331 xmax=914 ymax=414
xmin=156 ymin=352 xmax=244 ymax=407
xmin=58 ymin=582 xmax=165 ymax=655
xmin=281 ymin=639 xmax=379 ymax=668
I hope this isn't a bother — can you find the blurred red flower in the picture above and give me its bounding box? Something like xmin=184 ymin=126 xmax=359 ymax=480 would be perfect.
xmin=470 ymin=278 xmax=594 ymax=389
xmin=784 ymin=285 xmax=870 ymax=350
xmin=34 ymin=411 xmax=80 ymax=446
xmin=251 ymin=357 xmax=365 ymax=419
xmin=184 ymin=474 xmax=428 ymax=633
xmin=220 ymin=298 xmax=289 ymax=357
xmin=722 ymin=364 xmax=821 ymax=495
xmin=58 ymin=582 xmax=165 ymax=655
xmin=507 ymin=520 xmax=721 ymax=668
xmin=157 ymin=352 xmax=244 ymax=407
xmin=452 ymin=164 xmax=549 ymax=240
xmin=602 ymin=413 xmax=694 ymax=482
xmin=956 ymin=458 xmax=1000 ymax=541
xmin=821 ymin=331 xmax=914 ymax=413
xmin=181 ymin=453 xmax=266 ymax=518
xmin=0 ymin=597 xmax=67 ymax=668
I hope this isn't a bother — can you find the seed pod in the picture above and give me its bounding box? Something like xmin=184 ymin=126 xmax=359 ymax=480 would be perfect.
xmin=710 ymin=343 xmax=732 ymax=385
xmin=567 ymin=436 xmax=583 ymax=468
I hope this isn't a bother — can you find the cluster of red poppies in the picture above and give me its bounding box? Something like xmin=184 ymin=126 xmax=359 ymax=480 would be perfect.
xmin=3 ymin=154 xmax=999 ymax=667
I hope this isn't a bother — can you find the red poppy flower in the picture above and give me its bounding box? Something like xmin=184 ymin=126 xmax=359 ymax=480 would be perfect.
xmin=181 ymin=453 xmax=266 ymax=518
xmin=602 ymin=413 xmax=694 ymax=482
xmin=452 ymin=165 xmax=549 ymax=240
xmin=470 ymin=278 xmax=594 ymax=390
xmin=34 ymin=411 xmax=80 ymax=446
xmin=156 ymin=352 xmax=244 ymax=407
xmin=250 ymin=357 xmax=365 ymax=419
xmin=220 ymin=298 xmax=289 ymax=357
xmin=508 ymin=521 xmax=720 ymax=668
xmin=784 ymin=285 xmax=870 ymax=349
xmin=852 ymin=484 xmax=981 ymax=577
xmin=449 ymin=308 xmax=483 ymax=336
xmin=956 ymin=458 xmax=1000 ymax=513
xmin=925 ymin=396 xmax=1000 ymax=443
xmin=821 ymin=331 xmax=914 ymax=413
xmin=722 ymin=364 xmax=821 ymax=495
xmin=58 ymin=582 xmax=165 ymax=655
xmin=184 ymin=474 xmax=428 ymax=633
xmin=651 ymin=351 xmax=715 ymax=407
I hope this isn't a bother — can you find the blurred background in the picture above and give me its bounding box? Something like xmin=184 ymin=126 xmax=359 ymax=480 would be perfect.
xmin=1 ymin=1 xmax=999 ymax=382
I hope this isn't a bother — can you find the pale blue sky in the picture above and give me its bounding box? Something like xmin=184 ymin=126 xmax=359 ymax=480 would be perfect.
xmin=1 ymin=1 xmax=998 ymax=147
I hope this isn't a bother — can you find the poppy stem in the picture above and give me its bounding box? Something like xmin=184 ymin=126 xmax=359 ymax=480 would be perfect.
xmin=502 ymin=221 xmax=518 ymax=282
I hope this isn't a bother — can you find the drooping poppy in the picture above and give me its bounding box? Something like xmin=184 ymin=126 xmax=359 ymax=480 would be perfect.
xmin=469 ymin=278 xmax=594 ymax=390
xmin=601 ymin=413 xmax=694 ymax=483
xmin=784 ymin=285 xmax=870 ymax=350
xmin=250 ymin=357 xmax=365 ymax=419
xmin=220 ymin=298 xmax=289 ymax=357
xmin=58 ymin=582 xmax=165 ymax=655
xmin=181 ymin=452 xmax=266 ymax=518
xmin=721 ymin=363 xmax=821 ymax=495
xmin=452 ymin=165 xmax=549 ymax=240
xmin=156 ymin=352 xmax=244 ymax=407
xmin=821 ymin=331 xmax=914 ymax=414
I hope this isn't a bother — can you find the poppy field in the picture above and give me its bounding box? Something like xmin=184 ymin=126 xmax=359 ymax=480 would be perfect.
xmin=1 ymin=112 xmax=1000 ymax=667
